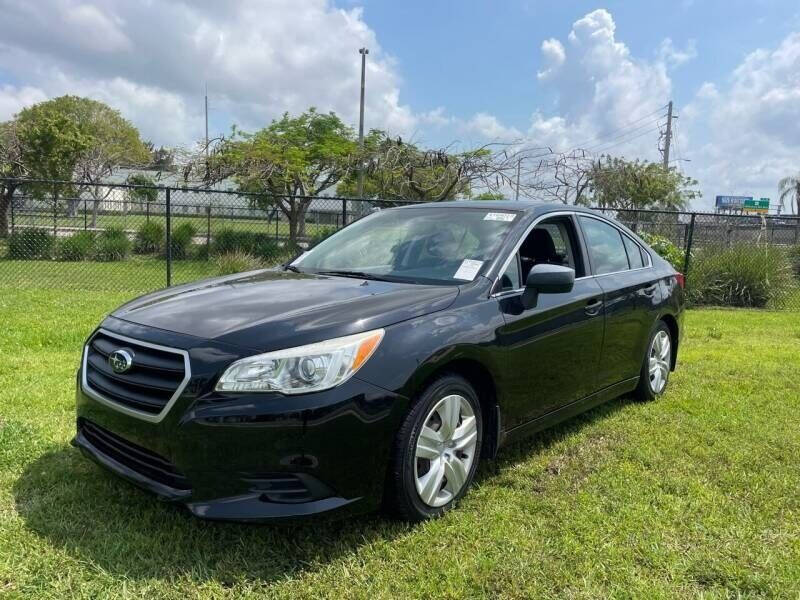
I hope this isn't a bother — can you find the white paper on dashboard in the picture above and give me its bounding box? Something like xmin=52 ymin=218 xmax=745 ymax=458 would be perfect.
xmin=483 ymin=212 xmax=516 ymax=222
xmin=453 ymin=259 xmax=483 ymax=281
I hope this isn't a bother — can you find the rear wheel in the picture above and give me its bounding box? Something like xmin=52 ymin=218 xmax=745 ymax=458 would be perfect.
xmin=385 ymin=375 xmax=482 ymax=521
xmin=635 ymin=322 xmax=672 ymax=401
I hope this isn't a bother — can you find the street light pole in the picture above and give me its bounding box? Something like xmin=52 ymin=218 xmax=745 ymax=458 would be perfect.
xmin=515 ymin=157 xmax=522 ymax=201
xmin=357 ymin=47 xmax=369 ymax=199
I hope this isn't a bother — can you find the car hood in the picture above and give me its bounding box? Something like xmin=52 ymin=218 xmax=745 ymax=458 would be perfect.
xmin=111 ymin=269 xmax=459 ymax=351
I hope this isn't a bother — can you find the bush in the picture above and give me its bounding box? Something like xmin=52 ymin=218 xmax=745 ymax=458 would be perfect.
xmin=687 ymin=244 xmax=794 ymax=308
xmin=168 ymin=223 xmax=197 ymax=259
xmin=309 ymin=226 xmax=337 ymax=247
xmin=214 ymin=251 xmax=264 ymax=276
xmin=211 ymin=229 xmax=281 ymax=261
xmin=134 ymin=221 xmax=164 ymax=254
xmin=7 ymin=229 xmax=54 ymax=260
xmin=58 ymin=231 xmax=95 ymax=261
xmin=788 ymin=245 xmax=800 ymax=279
xmin=639 ymin=232 xmax=685 ymax=271
xmin=94 ymin=227 xmax=132 ymax=262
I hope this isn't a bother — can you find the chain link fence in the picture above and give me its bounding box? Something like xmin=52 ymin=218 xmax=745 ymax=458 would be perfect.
xmin=2 ymin=178 xmax=799 ymax=309
xmin=596 ymin=207 xmax=800 ymax=310
xmin=0 ymin=178 xmax=415 ymax=294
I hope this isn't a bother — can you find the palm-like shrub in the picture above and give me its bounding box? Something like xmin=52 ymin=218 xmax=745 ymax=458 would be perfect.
xmin=58 ymin=231 xmax=95 ymax=261
xmin=134 ymin=221 xmax=165 ymax=254
xmin=7 ymin=229 xmax=55 ymax=260
xmin=211 ymin=229 xmax=281 ymax=261
xmin=94 ymin=227 xmax=132 ymax=262
xmin=214 ymin=251 xmax=263 ymax=276
xmin=168 ymin=223 xmax=197 ymax=259
xmin=688 ymin=244 xmax=793 ymax=308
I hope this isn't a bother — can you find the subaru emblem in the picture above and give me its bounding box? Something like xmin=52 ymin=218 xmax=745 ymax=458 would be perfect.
xmin=108 ymin=349 xmax=134 ymax=374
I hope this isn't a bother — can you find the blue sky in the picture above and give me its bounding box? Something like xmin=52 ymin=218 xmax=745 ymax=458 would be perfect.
xmin=0 ymin=0 xmax=798 ymax=210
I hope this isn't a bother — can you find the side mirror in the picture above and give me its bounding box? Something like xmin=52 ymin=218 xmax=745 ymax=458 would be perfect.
xmin=521 ymin=264 xmax=575 ymax=309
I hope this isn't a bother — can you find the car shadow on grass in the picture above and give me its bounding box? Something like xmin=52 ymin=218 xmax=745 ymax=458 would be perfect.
xmin=12 ymin=394 xmax=636 ymax=585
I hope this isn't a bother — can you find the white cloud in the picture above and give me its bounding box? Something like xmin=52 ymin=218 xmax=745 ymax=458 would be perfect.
xmin=524 ymin=9 xmax=672 ymax=159
xmin=0 ymin=84 xmax=48 ymax=120
xmin=464 ymin=112 xmax=522 ymax=142
xmin=658 ymin=38 xmax=697 ymax=68
xmin=0 ymin=0 xmax=419 ymax=144
xmin=683 ymin=32 xmax=800 ymax=210
xmin=537 ymin=38 xmax=565 ymax=80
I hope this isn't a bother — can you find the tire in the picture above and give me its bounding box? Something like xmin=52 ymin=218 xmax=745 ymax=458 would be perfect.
xmin=385 ymin=374 xmax=483 ymax=522
xmin=634 ymin=321 xmax=673 ymax=402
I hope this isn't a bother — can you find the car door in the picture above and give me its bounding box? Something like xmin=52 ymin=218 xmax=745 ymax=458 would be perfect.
xmin=494 ymin=214 xmax=605 ymax=427
xmin=578 ymin=215 xmax=663 ymax=390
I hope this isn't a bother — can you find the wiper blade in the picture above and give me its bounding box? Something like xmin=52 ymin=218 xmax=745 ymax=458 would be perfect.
xmin=316 ymin=270 xmax=388 ymax=281
xmin=283 ymin=263 xmax=302 ymax=273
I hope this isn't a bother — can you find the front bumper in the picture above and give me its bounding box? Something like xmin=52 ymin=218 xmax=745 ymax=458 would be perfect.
xmin=74 ymin=324 xmax=409 ymax=521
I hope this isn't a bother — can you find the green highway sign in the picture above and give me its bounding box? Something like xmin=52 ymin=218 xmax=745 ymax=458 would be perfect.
xmin=743 ymin=198 xmax=769 ymax=213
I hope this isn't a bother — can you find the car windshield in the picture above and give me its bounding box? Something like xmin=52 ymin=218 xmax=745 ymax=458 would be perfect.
xmin=293 ymin=206 xmax=519 ymax=285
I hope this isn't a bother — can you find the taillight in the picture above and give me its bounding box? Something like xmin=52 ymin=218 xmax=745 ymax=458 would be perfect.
xmin=675 ymin=273 xmax=685 ymax=289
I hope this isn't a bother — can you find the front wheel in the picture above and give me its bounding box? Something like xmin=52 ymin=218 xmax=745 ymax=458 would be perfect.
xmin=635 ymin=322 xmax=672 ymax=401
xmin=385 ymin=375 xmax=482 ymax=522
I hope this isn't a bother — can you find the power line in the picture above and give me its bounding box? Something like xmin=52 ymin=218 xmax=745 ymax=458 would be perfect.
xmin=583 ymin=118 xmax=665 ymax=153
xmin=587 ymin=125 xmax=664 ymax=155
xmin=565 ymin=105 xmax=668 ymax=151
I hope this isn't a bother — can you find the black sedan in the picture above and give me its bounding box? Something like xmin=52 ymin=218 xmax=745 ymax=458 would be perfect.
xmin=73 ymin=202 xmax=684 ymax=522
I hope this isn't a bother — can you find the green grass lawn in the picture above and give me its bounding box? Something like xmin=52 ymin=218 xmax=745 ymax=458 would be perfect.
xmin=0 ymin=288 xmax=799 ymax=598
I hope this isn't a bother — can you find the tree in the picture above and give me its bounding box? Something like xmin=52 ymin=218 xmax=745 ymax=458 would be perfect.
xmin=197 ymin=109 xmax=359 ymax=243
xmin=529 ymin=149 xmax=595 ymax=205
xmin=778 ymin=173 xmax=800 ymax=216
xmin=338 ymin=132 xmax=521 ymax=202
xmin=126 ymin=173 xmax=158 ymax=219
xmin=19 ymin=96 xmax=149 ymax=225
xmin=0 ymin=120 xmax=27 ymax=237
xmin=588 ymin=156 xmax=700 ymax=210
xmin=15 ymin=106 xmax=91 ymax=223
xmin=144 ymin=141 xmax=175 ymax=171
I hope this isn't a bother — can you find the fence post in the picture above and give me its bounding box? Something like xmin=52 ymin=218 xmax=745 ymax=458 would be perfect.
xmin=205 ymin=205 xmax=211 ymax=259
xmin=9 ymin=196 xmax=14 ymax=235
xmin=165 ymin=187 xmax=172 ymax=287
xmin=683 ymin=212 xmax=696 ymax=282
xmin=83 ymin=199 xmax=87 ymax=231
xmin=53 ymin=198 xmax=58 ymax=237
xmin=342 ymin=199 xmax=347 ymax=228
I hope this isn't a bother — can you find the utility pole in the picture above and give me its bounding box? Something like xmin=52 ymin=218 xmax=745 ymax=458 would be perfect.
xmin=357 ymin=47 xmax=369 ymax=198
xmin=515 ymin=158 xmax=521 ymax=200
xmin=662 ymin=100 xmax=673 ymax=170
xmin=204 ymin=83 xmax=209 ymax=157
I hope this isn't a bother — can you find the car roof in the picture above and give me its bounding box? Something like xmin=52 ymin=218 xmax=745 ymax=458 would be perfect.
xmin=394 ymin=200 xmax=601 ymax=216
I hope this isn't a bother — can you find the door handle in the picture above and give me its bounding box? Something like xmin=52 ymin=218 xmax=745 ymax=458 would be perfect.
xmin=642 ymin=284 xmax=658 ymax=297
xmin=585 ymin=299 xmax=603 ymax=316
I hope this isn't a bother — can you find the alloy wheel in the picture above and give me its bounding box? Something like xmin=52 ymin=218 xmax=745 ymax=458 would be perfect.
xmin=413 ymin=394 xmax=478 ymax=507
xmin=648 ymin=330 xmax=671 ymax=394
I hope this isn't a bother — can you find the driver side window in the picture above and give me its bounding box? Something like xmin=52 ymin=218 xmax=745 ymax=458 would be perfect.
xmin=496 ymin=216 xmax=583 ymax=293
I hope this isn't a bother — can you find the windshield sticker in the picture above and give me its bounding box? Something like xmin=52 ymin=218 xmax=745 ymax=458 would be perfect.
xmin=484 ymin=212 xmax=516 ymax=222
xmin=453 ymin=259 xmax=484 ymax=281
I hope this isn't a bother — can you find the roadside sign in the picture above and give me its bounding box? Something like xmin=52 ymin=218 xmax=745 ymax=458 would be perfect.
xmin=715 ymin=195 xmax=751 ymax=208
xmin=743 ymin=198 xmax=769 ymax=213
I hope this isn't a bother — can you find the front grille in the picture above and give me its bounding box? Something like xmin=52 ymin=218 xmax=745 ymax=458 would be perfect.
xmin=84 ymin=330 xmax=187 ymax=415
xmin=80 ymin=419 xmax=191 ymax=491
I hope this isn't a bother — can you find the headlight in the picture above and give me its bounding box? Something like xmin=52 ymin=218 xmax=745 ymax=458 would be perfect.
xmin=215 ymin=329 xmax=384 ymax=394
